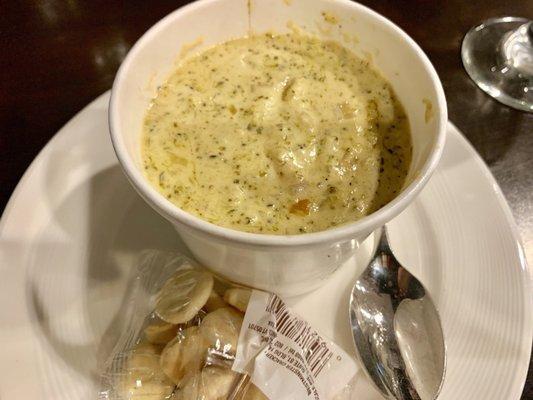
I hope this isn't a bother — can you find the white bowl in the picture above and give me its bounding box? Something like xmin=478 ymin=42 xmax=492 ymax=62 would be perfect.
xmin=109 ymin=0 xmax=447 ymax=296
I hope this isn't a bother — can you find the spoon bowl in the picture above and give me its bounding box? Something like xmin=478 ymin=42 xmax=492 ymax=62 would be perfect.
xmin=349 ymin=226 xmax=446 ymax=399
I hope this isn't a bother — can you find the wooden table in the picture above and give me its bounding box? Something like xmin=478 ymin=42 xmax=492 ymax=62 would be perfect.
xmin=1 ymin=0 xmax=531 ymax=397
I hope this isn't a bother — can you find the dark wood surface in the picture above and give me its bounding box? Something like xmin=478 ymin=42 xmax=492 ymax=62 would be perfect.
xmin=1 ymin=0 xmax=531 ymax=398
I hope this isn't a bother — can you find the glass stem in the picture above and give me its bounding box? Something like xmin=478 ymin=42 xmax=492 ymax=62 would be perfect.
xmin=501 ymin=21 xmax=533 ymax=76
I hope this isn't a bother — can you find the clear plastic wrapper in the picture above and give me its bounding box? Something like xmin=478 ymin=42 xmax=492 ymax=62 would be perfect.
xmin=98 ymin=251 xmax=357 ymax=400
xmin=98 ymin=251 xmax=257 ymax=400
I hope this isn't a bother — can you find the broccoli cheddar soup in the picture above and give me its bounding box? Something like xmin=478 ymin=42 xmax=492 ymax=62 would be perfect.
xmin=142 ymin=32 xmax=412 ymax=235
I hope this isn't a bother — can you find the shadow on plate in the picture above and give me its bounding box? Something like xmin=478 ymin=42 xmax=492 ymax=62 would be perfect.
xmin=26 ymin=165 xmax=190 ymax=387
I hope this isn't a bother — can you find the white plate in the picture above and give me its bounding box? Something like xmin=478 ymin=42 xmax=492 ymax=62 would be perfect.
xmin=0 ymin=92 xmax=530 ymax=399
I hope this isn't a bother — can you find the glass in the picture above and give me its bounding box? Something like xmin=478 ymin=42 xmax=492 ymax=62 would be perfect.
xmin=462 ymin=17 xmax=533 ymax=113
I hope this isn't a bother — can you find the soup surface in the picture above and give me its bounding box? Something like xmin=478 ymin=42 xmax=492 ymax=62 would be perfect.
xmin=142 ymin=32 xmax=412 ymax=234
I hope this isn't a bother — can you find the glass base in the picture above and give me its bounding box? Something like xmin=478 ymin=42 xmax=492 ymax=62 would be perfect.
xmin=462 ymin=17 xmax=533 ymax=113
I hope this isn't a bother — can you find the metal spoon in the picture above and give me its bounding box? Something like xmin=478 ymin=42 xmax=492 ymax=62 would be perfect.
xmin=349 ymin=226 xmax=446 ymax=400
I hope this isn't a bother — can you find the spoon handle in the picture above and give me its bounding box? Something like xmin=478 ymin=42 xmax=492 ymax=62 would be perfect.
xmin=377 ymin=226 xmax=392 ymax=254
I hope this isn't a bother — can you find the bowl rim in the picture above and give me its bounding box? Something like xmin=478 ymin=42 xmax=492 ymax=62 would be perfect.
xmin=109 ymin=0 xmax=447 ymax=247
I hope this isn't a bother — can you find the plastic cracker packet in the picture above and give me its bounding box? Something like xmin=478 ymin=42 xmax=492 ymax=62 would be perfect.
xmin=233 ymin=290 xmax=358 ymax=400
xmin=98 ymin=251 xmax=358 ymax=400
xmin=98 ymin=251 xmax=260 ymax=400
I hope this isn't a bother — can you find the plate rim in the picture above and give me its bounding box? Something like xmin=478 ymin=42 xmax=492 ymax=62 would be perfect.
xmin=445 ymin=123 xmax=532 ymax=399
